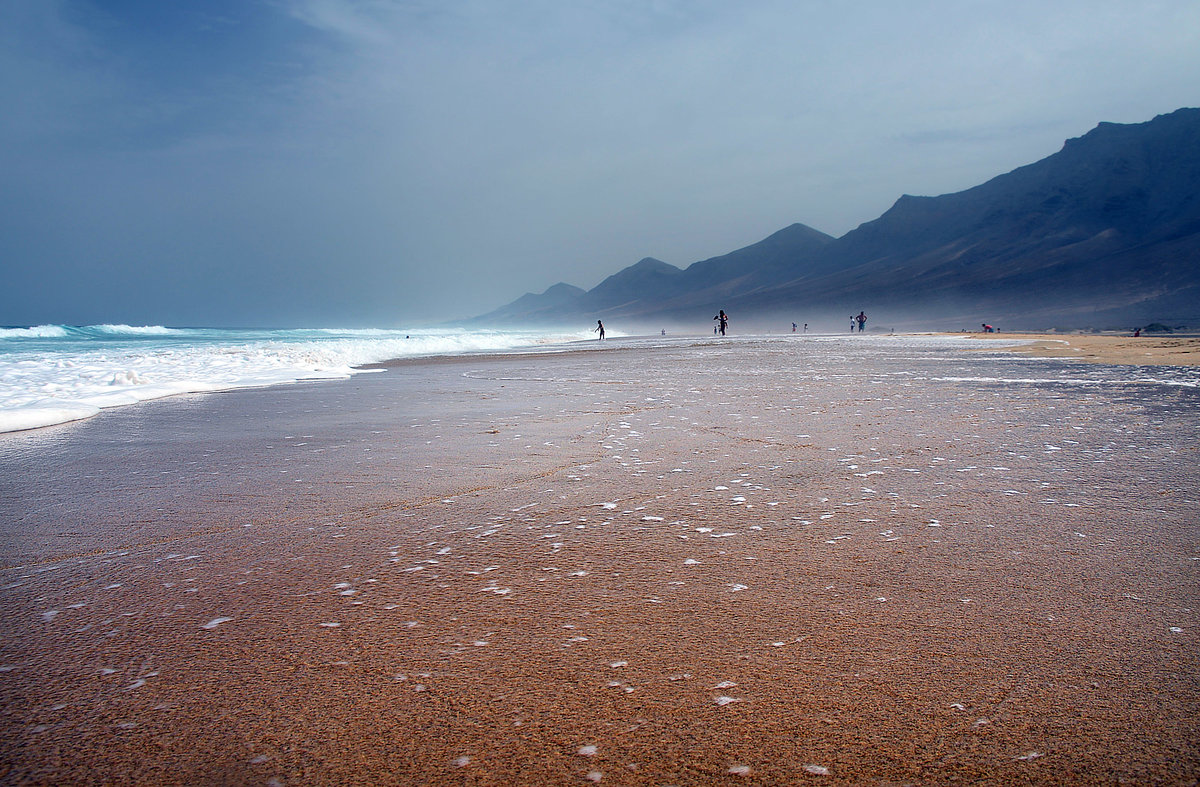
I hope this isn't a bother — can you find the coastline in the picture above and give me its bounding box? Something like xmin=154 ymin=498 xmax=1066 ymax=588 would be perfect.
xmin=0 ymin=324 xmax=598 ymax=434
xmin=1 ymin=335 xmax=1197 ymax=784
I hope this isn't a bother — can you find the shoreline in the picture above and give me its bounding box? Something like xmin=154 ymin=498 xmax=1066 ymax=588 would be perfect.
xmin=951 ymin=330 xmax=1200 ymax=367
xmin=364 ymin=330 xmax=1200 ymax=372
xmin=4 ymin=328 xmax=1195 ymax=436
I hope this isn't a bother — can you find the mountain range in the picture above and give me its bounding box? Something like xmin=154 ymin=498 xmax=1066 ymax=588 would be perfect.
xmin=472 ymin=108 xmax=1200 ymax=331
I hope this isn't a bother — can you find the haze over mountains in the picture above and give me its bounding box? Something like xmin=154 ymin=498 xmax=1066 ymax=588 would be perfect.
xmin=473 ymin=108 xmax=1200 ymax=331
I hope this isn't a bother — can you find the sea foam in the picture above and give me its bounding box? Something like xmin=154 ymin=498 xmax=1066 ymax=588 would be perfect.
xmin=0 ymin=325 xmax=596 ymax=433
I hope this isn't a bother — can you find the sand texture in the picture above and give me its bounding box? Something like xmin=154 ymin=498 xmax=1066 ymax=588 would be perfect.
xmin=1 ymin=335 xmax=1198 ymax=785
xmin=971 ymin=332 xmax=1200 ymax=367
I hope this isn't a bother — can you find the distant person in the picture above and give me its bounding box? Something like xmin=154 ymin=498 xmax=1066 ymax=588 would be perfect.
xmin=856 ymin=311 xmax=867 ymax=332
xmin=594 ymin=320 xmax=605 ymax=340
xmin=981 ymin=323 xmax=994 ymax=333
xmin=661 ymin=329 xmax=666 ymax=336
xmin=803 ymin=323 xmax=808 ymax=333
xmin=792 ymin=322 xmax=797 ymax=333
xmin=850 ymin=316 xmax=856 ymax=333
xmin=713 ymin=310 xmax=729 ymax=336
xmin=1134 ymin=327 xmax=1141 ymax=337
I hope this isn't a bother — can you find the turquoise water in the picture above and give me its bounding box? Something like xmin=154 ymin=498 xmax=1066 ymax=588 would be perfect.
xmin=0 ymin=324 xmax=596 ymax=432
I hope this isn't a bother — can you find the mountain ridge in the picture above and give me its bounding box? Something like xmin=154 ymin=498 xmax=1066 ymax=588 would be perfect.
xmin=471 ymin=108 xmax=1200 ymax=330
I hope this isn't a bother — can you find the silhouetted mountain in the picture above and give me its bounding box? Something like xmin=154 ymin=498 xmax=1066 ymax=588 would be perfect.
xmin=474 ymin=108 xmax=1200 ymax=330
xmin=668 ymin=223 xmax=837 ymax=305
xmin=587 ymin=258 xmax=683 ymax=311
xmin=474 ymin=282 xmax=586 ymax=324
xmin=474 ymin=224 xmax=835 ymax=326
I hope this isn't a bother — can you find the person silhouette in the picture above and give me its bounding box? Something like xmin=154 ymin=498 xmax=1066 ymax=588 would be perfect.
xmin=713 ymin=310 xmax=729 ymax=336
xmin=594 ymin=320 xmax=605 ymax=340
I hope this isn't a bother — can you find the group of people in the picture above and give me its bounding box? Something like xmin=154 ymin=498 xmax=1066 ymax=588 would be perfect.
xmin=596 ymin=310 xmax=886 ymax=339
xmin=595 ymin=310 xmax=731 ymax=341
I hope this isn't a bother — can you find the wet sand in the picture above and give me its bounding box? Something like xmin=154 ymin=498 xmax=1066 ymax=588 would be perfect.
xmin=967 ymin=332 xmax=1200 ymax=367
xmin=1 ymin=335 xmax=1198 ymax=785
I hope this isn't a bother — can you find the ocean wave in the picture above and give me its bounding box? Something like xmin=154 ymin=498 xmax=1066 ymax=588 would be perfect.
xmin=310 ymin=327 xmax=399 ymax=337
xmin=0 ymin=324 xmax=186 ymax=340
xmin=0 ymin=325 xmax=71 ymax=339
xmin=0 ymin=326 xmax=597 ymax=433
xmin=89 ymin=324 xmax=183 ymax=336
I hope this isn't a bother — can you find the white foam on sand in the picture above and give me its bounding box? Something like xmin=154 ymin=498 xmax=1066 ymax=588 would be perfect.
xmin=0 ymin=325 xmax=597 ymax=433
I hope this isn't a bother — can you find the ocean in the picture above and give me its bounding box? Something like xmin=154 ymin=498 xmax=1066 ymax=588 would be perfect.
xmin=0 ymin=324 xmax=598 ymax=433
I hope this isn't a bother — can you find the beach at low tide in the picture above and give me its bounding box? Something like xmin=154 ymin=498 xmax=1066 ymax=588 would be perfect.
xmin=972 ymin=332 xmax=1200 ymax=368
xmin=1 ymin=333 xmax=1197 ymax=785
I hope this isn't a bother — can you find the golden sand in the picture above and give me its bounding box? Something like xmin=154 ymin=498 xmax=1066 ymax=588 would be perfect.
xmin=1 ymin=336 xmax=1197 ymax=784
xmin=966 ymin=331 xmax=1200 ymax=367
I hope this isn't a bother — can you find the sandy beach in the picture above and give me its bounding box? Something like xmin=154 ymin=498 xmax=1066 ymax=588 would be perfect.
xmin=968 ymin=332 xmax=1200 ymax=367
xmin=2 ymin=334 xmax=1198 ymax=785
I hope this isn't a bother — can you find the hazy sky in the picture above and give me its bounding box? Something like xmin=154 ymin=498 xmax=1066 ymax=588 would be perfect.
xmin=3 ymin=0 xmax=1198 ymax=327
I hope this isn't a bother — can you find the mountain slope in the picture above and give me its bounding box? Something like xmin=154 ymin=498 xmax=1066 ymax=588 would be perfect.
xmin=474 ymin=108 xmax=1200 ymax=329
xmin=758 ymin=107 xmax=1200 ymax=324
xmin=471 ymin=282 xmax=586 ymax=325
xmin=585 ymin=258 xmax=684 ymax=311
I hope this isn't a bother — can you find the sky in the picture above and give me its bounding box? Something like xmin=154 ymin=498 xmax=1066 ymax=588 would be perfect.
xmin=2 ymin=0 xmax=1198 ymax=328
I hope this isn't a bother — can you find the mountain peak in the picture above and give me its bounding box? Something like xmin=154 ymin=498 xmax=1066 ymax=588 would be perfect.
xmin=473 ymin=108 xmax=1200 ymax=329
xmin=542 ymin=282 xmax=586 ymax=298
xmin=629 ymin=257 xmax=678 ymax=272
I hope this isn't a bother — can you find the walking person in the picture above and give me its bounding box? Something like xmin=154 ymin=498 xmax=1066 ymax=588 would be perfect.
xmin=594 ymin=320 xmax=605 ymax=340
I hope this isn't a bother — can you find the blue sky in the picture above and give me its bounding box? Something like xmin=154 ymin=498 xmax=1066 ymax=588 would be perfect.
xmin=2 ymin=0 xmax=1198 ymax=327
